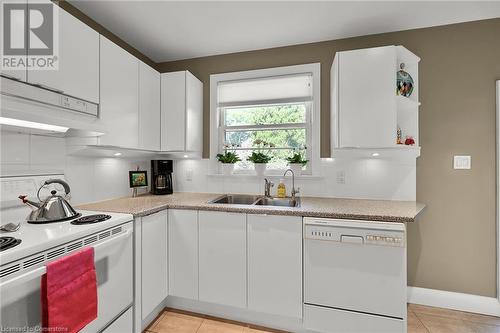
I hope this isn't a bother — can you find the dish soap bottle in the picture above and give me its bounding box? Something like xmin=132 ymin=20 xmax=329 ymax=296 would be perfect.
xmin=277 ymin=179 xmax=287 ymax=198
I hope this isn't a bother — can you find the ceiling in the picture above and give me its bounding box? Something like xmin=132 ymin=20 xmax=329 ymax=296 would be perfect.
xmin=69 ymin=1 xmax=500 ymax=63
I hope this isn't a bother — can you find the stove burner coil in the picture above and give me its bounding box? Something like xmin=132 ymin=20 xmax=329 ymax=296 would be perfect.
xmin=71 ymin=214 xmax=112 ymax=225
xmin=0 ymin=237 xmax=22 ymax=252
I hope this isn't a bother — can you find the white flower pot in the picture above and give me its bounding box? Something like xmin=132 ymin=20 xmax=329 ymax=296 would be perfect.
xmin=289 ymin=163 xmax=303 ymax=175
xmin=254 ymin=163 xmax=267 ymax=176
xmin=221 ymin=163 xmax=235 ymax=175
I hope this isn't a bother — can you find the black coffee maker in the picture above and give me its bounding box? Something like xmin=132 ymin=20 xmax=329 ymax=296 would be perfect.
xmin=151 ymin=160 xmax=173 ymax=195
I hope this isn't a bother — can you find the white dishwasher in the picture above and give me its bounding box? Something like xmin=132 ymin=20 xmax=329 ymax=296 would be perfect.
xmin=303 ymin=218 xmax=407 ymax=333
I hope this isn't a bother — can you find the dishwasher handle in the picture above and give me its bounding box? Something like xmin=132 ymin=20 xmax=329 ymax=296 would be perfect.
xmin=340 ymin=235 xmax=364 ymax=244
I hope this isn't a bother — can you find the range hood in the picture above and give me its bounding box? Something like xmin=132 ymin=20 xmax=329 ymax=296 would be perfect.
xmin=0 ymin=76 xmax=105 ymax=137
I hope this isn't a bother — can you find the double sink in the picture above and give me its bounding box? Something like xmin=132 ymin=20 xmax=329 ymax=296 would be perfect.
xmin=209 ymin=194 xmax=300 ymax=208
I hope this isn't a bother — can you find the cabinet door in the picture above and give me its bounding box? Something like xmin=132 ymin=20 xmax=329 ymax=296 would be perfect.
xmin=338 ymin=46 xmax=396 ymax=148
xmin=99 ymin=36 xmax=139 ymax=148
xmin=141 ymin=210 xmax=168 ymax=319
xmin=168 ymin=209 xmax=198 ymax=300
xmin=139 ymin=62 xmax=161 ymax=150
xmin=0 ymin=0 xmax=27 ymax=82
xmin=161 ymin=71 xmax=186 ymax=151
xmin=247 ymin=214 xmax=302 ymax=318
xmin=27 ymin=6 xmax=99 ymax=103
xmin=185 ymin=72 xmax=203 ymax=153
xmin=199 ymin=211 xmax=246 ymax=308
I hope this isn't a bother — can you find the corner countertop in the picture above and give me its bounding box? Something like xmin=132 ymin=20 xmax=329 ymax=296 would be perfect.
xmin=77 ymin=192 xmax=425 ymax=223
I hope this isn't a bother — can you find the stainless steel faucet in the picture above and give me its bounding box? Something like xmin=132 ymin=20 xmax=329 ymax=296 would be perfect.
xmin=283 ymin=169 xmax=300 ymax=201
xmin=264 ymin=178 xmax=274 ymax=197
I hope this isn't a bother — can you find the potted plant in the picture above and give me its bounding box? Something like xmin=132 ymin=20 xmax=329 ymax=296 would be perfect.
xmin=286 ymin=148 xmax=308 ymax=175
xmin=247 ymin=139 xmax=273 ymax=176
xmin=216 ymin=145 xmax=241 ymax=175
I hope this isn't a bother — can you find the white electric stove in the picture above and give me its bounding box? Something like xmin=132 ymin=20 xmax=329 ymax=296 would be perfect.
xmin=0 ymin=174 xmax=134 ymax=333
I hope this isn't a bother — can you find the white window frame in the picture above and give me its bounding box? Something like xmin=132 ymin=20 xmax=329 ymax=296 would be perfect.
xmin=210 ymin=63 xmax=321 ymax=176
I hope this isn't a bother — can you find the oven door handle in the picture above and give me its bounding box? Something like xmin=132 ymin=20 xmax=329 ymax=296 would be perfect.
xmin=0 ymin=266 xmax=46 ymax=291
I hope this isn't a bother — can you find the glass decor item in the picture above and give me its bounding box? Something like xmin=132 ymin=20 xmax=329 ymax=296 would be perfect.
xmin=397 ymin=63 xmax=414 ymax=97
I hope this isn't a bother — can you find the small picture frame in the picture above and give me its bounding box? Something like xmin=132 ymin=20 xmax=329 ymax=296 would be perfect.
xmin=129 ymin=170 xmax=148 ymax=188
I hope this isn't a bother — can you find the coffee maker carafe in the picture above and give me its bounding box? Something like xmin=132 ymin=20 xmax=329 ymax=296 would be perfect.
xmin=151 ymin=160 xmax=173 ymax=195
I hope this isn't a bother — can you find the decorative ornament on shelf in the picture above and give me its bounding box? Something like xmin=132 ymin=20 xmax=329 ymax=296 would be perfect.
xmin=404 ymin=136 xmax=416 ymax=146
xmin=397 ymin=63 xmax=414 ymax=97
xmin=397 ymin=127 xmax=403 ymax=145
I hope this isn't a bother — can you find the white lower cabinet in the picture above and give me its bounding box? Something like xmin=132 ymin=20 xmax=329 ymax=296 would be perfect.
xmin=168 ymin=209 xmax=198 ymax=299
xmin=141 ymin=210 xmax=168 ymax=320
xmin=103 ymin=307 xmax=133 ymax=333
xmin=198 ymin=211 xmax=247 ymax=308
xmin=247 ymin=214 xmax=303 ymax=318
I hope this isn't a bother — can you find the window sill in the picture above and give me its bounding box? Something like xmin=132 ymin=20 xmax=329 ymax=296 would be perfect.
xmin=206 ymin=173 xmax=324 ymax=180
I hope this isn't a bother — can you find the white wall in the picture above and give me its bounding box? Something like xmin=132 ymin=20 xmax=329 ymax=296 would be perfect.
xmin=174 ymin=157 xmax=416 ymax=201
xmin=0 ymin=130 xmax=149 ymax=204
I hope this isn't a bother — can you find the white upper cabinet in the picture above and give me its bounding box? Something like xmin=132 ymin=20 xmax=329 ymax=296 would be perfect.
xmin=139 ymin=62 xmax=161 ymax=151
xmin=27 ymin=4 xmax=99 ymax=103
xmin=247 ymin=214 xmax=303 ymax=319
xmin=161 ymin=71 xmax=203 ymax=155
xmin=0 ymin=0 xmax=26 ymax=82
xmin=331 ymin=45 xmax=420 ymax=151
xmin=198 ymin=211 xmax=246 ymax=308
xmin=99 ymin=36 xmax=139 ymax=148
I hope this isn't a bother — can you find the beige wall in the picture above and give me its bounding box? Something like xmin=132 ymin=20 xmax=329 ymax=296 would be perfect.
xmin=159 ymin=18 xmax=500 ymax=297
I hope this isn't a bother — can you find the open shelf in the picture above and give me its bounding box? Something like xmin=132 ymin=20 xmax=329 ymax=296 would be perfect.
xmin=332 ymin=146 xmax=421 ymax=158
xmin=397 ymin=95 xmax=420 ymax=112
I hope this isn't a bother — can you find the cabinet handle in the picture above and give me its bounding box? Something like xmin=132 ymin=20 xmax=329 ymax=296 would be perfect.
xmin=1 ymin=73 xmax=22 ymax=81
xmin=32 ymin=82 xmax=64 ymax=94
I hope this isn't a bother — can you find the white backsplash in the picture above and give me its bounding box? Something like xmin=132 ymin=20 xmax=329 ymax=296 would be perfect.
xmin=0 ymin=131 xmax=149 ymax=205
xmin=1 ymin=130 xmax=416 ymax=203
xmin=174 ymin=157 xmax=416 ymax=201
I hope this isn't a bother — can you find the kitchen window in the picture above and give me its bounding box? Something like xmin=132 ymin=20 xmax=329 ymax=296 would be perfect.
xmin=210 ymin=64 xmax=320 ymax=175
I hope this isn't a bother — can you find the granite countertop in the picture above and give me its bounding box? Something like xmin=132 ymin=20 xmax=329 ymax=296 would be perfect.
xmin=77 ymin=192 xmax=425 ymax=223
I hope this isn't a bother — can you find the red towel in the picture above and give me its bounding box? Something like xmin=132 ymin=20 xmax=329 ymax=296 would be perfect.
xmin=41 ymin=247 xmax=98 ymax=333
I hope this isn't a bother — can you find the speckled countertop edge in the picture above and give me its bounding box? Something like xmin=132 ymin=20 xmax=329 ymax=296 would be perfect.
xmin=77 ymin=193 xmax=426 ymax=223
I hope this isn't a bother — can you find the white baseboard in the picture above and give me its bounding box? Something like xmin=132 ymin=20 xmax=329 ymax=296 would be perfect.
xmin=166 ymin=296 xmax=306 ymax=333
xmin=407 ymin=287 xmax=500 ymax=317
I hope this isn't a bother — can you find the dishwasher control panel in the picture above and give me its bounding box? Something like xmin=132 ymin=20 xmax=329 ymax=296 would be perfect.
xmin=304 ymin=218 xmax=405 ymax=247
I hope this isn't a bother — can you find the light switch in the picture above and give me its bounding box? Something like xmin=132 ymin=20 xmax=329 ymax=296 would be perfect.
xmin=454 ymin=155 xmax=471 ymax=170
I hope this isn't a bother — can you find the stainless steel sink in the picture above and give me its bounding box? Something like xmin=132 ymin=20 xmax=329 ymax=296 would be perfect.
xmin=209 ymin=194 xmax=262 ymax=205
xmin=209 ymin=194 xmax=300 ymax=208
xmin=254 ymin=197 xmax=300 ymax=207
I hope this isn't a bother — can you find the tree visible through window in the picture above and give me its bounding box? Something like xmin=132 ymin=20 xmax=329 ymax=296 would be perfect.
xmin=220 ymin=103 xmax=310 ymax=172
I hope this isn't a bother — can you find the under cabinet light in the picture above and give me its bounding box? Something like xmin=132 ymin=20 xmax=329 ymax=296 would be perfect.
xmin=0 ymin=117 xmax=69 ymax=133
xmin=113 ymin=153 xmax=122 ymax=157
xmin=371 ymin=153 xmax=380 ymax=157
xmin=183 ymin=155 xmax=189 ymax=158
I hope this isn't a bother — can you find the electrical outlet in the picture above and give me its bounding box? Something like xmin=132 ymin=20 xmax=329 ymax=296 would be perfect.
xmin=185 ymin=169 xmax=193 ymax=181
xmin=336 ymin=170 xmax=346 ymax=184
xmin=453 ymin=156 xmax=471 ymax=170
